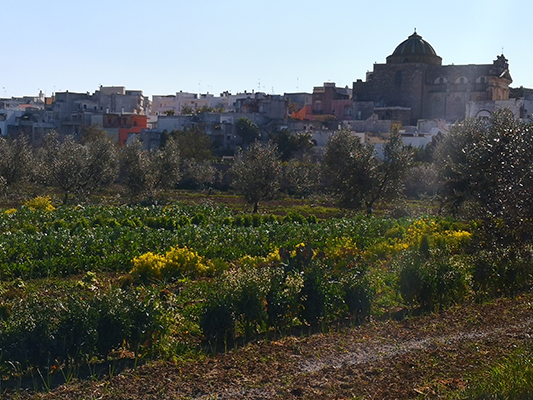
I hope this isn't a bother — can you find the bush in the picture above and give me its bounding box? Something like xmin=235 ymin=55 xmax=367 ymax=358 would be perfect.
xmin=0 ymin=286 xmax=163 ymax=372
xmin=200 ymin=299 xmax=234 ymax=342
xmin=233 ymin=215 xmax=245 ymax=227
xmin=265 ymin=268 xmax=304 ymax=330
xmin=163 ymin=246 xmax=212 ymax=279
xmin=342 ymin=271 xmax=373 ymax=323
xmin=397 ymin=249 xmax=470 ymax=311
xmin=299 ymin=266 xmax=326 ymax=326
xmin=472 ymin=247 xmax=533 ymax=299
xmin=130 ymin=252 xmax=167 ymax=282
xmin=145 ymin=216 xmax=176 ymax=230
xmin=24 ymin=196 xmax=55 ymax=212
xmin=131 ymin=246 xmax=213 ymax=283
xmin=191 ymin=213 xmax=206 ymax=225
xmin=284 ymin=211 xmax=306 ymax=224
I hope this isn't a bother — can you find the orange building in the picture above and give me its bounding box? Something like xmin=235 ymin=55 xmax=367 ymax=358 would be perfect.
xmin=103 ymin=114 xmax=148 ymax=146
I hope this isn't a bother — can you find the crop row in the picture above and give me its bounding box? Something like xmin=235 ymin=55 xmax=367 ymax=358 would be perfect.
xmin=0 ymin=203 xmax=394 ymax=280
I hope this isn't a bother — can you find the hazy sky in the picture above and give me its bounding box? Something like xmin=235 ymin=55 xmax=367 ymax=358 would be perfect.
xmin=2 ymin=0 xmax=530 ymax=99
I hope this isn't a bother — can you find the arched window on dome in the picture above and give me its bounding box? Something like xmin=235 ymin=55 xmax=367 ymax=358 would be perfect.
xmin=434 ymin=77 xmax=447 ymax=84
xmin=455 ymin=76 xmax=468 ymax=84
xmin=476 ymin=76 xmax=487 ymax=84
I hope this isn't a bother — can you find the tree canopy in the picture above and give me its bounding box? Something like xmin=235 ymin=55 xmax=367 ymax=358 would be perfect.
xmin=165 ymin=126 xmax=213 ymax=162
xmin=40 ymin=132 xmax=119 ymax=204
xmin=236 ymin=118 xmax=260 ymax=147
xmin=270 ymin=129 xmax=314 ymax=161
xmin=435 ymin=108 xmax=533 ymax=243
xmin=120 ymin=137 xmax=181 ymax=201
xmin=323 ymin=130 xmax=412 ymax=213
xmin=231 ymin=141 xmax=282 ymax=213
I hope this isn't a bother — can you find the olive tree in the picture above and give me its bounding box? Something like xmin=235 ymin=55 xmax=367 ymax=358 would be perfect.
xmin=323 ymin=130 xmax=412 ymax=213
xmin=435 ymin=108 xmax=533 ymax=243
xmin=120 ymin=137 xmax=181 ymax=201
xmin=281 ymin=155 xmax=321 ymax=198
xmin=231 ymin=141 xmax=282 ymax=213
xmin=0 ymin=135 xmax=33 ymax=193
xmin=40 ymin=132 xmax=119 ymax=204
xmin=236 ymin=117 xmax=260 ymax=147
xmin=180 ymin=159 xmax=216 ymax=190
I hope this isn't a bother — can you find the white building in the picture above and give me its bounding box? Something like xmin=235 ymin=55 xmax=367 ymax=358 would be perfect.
xmin=151 ymin=91 xmax=258 ymax=116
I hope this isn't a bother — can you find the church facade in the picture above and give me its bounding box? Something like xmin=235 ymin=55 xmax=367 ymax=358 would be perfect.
xmin=352 ymin=30 xmax=513 ymax=125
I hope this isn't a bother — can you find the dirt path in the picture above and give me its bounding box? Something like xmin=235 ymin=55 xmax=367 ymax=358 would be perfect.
xmin=5 ymin=295 xmax=532 ymax=399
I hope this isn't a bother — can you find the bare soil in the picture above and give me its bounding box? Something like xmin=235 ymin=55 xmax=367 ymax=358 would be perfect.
xmin=5 ymin=294 xmax=532 ymax=399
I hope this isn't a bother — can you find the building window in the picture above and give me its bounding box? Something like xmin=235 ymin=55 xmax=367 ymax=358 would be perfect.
xmin=344 ymin=105 xmax=352 ymax=116
xmin=395 ymin=70 xmax=403 ymax=85
xmin=435 ymin=77 xmax=447 ymax=84
xmin=477 ymin=76 xmax=487 ymax=84
xmin=456 ymin=76 xmax=468 ymax=84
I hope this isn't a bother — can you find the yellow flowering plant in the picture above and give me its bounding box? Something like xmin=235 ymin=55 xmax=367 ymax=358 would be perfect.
xmin=24 ymin=196 xmax=55 ymax=212
xmin=131 ymin=246 xmax=214 ymax=282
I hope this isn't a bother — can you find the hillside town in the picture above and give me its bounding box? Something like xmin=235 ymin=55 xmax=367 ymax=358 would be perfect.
xmin=1 ymin=28 xmax=532 ymax=400
xmin=2 ymin=30 xmax=532 ymax=155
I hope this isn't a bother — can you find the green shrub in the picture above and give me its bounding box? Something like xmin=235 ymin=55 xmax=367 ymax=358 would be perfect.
xmin=306 ymin=214 xmax=318 ymax=224
xmin=178 ymin=215 xmax=191 ymax=226
xmin=252 ymin=213 xmax=263 ymax=227
xmin=472 ymin=247 xmax=533 ymax=299
xmin=191 ymin=213 xmax=206 ymax=225
xmin=0 ymin=286 xmax=163 ymax=372
xmin=397 ymin=249 xmax=470 ymax=311
xmin=200 ymin=300 xmax=234 ymax=342
xmin=342 ymin=270 xmax=373 ymax=323
xmin=145 ymin=216 xmax=176 ymax=230
xmin=263 ymin=214 xmax=279 ymax=224
xmin=92 ymin=215 xmax=120 ymax=228
xmin=222 ymin=216 xmax=233 ymax=226
xmin=233 ymin=215 xmax=245 ymax=227
xmin=265 ymin=268 xmax=304 ymax=330
xmin=284 ymin=211 xmax=306 ymax=224
xmin=299 ymin=266 xmax=326 ymax=326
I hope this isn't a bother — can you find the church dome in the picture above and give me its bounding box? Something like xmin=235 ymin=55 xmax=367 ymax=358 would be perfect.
xmin=386 ymin=30 xmax=442 ymax=65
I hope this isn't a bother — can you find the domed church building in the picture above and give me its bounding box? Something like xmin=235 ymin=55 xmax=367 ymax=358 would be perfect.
xmin=352 ymin=30 xmax=513 ymax=125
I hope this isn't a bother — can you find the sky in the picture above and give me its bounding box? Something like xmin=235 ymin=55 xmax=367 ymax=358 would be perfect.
xmin=2 ymin=0 xmax=531 ymax=99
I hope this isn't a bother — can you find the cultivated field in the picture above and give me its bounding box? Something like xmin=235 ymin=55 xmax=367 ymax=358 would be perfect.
xmin=0 ymin=196 xmax=531 ymax=399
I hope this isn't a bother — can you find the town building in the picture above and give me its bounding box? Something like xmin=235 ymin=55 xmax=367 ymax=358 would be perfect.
xmin=352 ymin=30 xmax=513 ymax=125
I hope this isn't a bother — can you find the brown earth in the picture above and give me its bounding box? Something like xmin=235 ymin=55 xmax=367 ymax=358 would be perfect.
xmin=4 ymin=294 xmax=532 ymax=400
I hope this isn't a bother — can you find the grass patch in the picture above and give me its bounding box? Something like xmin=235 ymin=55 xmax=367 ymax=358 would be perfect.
xmin=435 ymin=345 xmax=533 ymax=399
